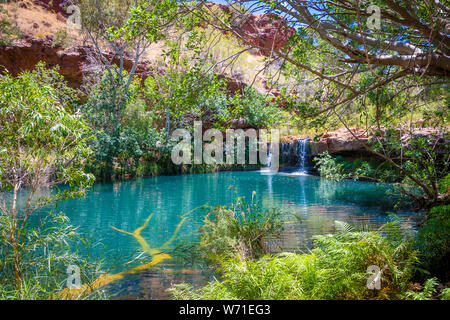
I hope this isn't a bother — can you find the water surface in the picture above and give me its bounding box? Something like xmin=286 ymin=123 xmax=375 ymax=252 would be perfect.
xmin=53 ymin=171 xmax=414 ymax=299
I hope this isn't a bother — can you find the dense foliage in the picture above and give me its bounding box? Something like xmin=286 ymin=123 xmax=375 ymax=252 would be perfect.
xmin=170 ymin=219 xmax=422 ymax=300
xmin=199 ymin=0 xmax=450 ymax=209
xmin=0 ymin=64 xmax=97 ymax=295
xmin=0 ymin=0 xmax=448 ymax=301
xmin=0 ymin=213 xmax=107 ymax=299
xmin=414 ymin=205 xmax=450 ymax=282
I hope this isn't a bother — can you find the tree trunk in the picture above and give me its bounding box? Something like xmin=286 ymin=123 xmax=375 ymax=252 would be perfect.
xmin=11 ymin=184 xmax=22 ymax=288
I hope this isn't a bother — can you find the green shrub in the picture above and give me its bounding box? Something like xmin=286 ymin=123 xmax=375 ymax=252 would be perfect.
xmin=438 ymin=173 xmax=450 ymax=194
xmin=231 ymin=87 xmax=282 ymax=128
xmin=170 ymin=220 xmax=418 ymax=300
xmin=441 ymin=288 xmax=450 ymax=300
xmin=405 ymin=278 xmax=438 ymax=300
xmin=314 ymin=152 xmax=348 ymax=181
xmin=52 ymin=29 xmax=72 ymax=48
xmin=415 ymin=205 xmax=450 ymax=281
xmin=199 ymin=195 xmax=283 ymax=261
xmin=0 ymin=213 xmax=107 ymax=300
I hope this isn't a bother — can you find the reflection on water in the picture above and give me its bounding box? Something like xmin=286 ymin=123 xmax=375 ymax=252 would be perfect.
xmin=49 ymin=171 xmax=415 ymax=299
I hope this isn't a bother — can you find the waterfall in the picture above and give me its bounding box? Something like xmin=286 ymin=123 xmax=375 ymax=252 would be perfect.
xmin=266 ymin=149 xmax=272 ymax=168
xmin=280 ymin=141 xmax=293 ymax=165
xmin=296 ymin=138 xmax=311 ymax=173
xmin=260 ymin=143 xmax=276 ymax=174
xmin=262 ymin=139 xmax=311 ymax=175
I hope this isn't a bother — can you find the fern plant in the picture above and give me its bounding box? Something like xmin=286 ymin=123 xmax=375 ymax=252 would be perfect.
xmin=405 ymin=278 xmax=438 ymax=300
xmin=170 ymin=219 xmax=418 ymax=300
xmin=440 ymin=288 xmax=450 ymax=300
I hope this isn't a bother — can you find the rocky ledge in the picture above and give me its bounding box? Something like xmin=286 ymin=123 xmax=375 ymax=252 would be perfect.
xmin=308 ymin=127 xmax=447 ymax=156
xmin=309 ymin=128 xmax=369 ymax=156
xmin=0 ymin=36 xmax=153 ymax=87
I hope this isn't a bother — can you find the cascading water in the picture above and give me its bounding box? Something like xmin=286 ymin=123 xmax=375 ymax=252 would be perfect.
xmin=261 ymin=139 xmax=311 ymax=174
xmin=266 ymin=150 xmax=272 ymax=168
xmin=295 ymin=138 xmax=311 ymax=173
xmin=261 ymin=143 xmax=276 ymax=174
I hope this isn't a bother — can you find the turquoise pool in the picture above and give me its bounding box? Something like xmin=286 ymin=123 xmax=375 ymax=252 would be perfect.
xmin=51 ymin=171 xmax=415 ymax=298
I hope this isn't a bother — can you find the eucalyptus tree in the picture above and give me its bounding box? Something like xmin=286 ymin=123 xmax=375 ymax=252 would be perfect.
xmin=198 ymin=0 xmax=449 ymax=83
xmin=79 ymin=0 xmax=201 ymax=177
xmin=79 ymin=0 xmax=202 ymax=119
xmin=192 ymin=0 xmax=449 ymax=208
xmin=0 ymin=64 xmax=95 ymax=288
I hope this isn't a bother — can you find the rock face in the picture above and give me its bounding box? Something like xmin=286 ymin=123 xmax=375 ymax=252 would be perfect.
xmin=35 ymin=0 xmax=68 ymax=15
xmin=205 ymin=2 xmax=296 ymax=56
xmin=309 ymin=128 xmax=369 ymax=156
xmin=307 ymin=127 xmax=447 ymax=156
xmin=237 ymin=12 xmax=296 ymax=55
xmin=0 ymin=37 xmax=84 ymax=86
xmin=1 ymin=1 xmax=295 ymax=93
xmin=0 ymin=37 xmax=152 ymax=87
xmin=0 ymin=37 xmax=252 ymax=96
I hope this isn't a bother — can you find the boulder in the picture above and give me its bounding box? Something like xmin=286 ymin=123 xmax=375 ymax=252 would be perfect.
xmin=56 ymin=12 xmax=66 ymax=23
xmin=307 ymin=127 xmax=447 ymax=156
xmin=237 ymin=12 xmax=296 ymax=55
xmin=204 ymin=2 xmax=296 ymax=56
